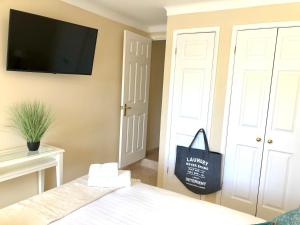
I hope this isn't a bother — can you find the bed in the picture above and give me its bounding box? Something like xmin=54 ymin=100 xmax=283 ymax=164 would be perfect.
xmin=0 ymin=176 xmax=265 ymax=225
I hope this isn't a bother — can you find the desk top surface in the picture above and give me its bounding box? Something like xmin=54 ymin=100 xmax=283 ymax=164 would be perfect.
xmin=0 ymin=145 xmax=64 ymax=166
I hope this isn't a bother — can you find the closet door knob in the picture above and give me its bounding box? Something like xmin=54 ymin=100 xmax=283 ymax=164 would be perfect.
xmin=256 ymin=137 xmax=262 ymax=142
xmin=267 ymin=139 xmax=273 ymax=144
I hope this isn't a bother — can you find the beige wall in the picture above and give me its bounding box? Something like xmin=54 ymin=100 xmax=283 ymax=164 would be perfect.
xmin=0 ymin=0 xmax=146 ymax=208
xmin=147 ymin=41 xmax=165 ymax=151
xmin=158 ymin=3 xmax=300 ymax=198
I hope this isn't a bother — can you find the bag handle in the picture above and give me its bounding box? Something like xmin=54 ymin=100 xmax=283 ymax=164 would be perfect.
xmin=189 ymin=128 xmax=210 ymax=152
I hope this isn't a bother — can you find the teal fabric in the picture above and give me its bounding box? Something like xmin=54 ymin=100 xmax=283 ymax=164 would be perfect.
xmin=272 ymin=208 xmax=300 ymax=225
xmin=254 ymin=208 xmax=300 ymax=225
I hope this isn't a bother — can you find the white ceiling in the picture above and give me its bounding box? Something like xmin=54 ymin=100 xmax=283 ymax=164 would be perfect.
xmin=78 ymin=0 xmax=219 ymax=30
xmin=62 ymin=0 xmax=207 ymax=32
xmin=62 ymin=0 xmax=300 ymax=33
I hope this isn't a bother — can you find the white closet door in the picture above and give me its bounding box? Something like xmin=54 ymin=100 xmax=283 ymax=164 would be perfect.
xmin=221 ymin=29 xmax=277 ymax=215
xmin=164 ymin=32 xmax=217 ymax=198
xmin=257 ymin=27 xmax=300 ymax=219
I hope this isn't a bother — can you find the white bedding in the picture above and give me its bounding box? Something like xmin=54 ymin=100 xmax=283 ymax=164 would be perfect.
xmin=52 ymin=183 xmax=265 ymax=225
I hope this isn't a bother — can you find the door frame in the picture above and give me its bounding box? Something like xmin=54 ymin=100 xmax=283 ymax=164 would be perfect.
xmin=162 ymin=27 xmax=220 ymax=199
xmin=220 ymin=21 xmax=300 ymax=202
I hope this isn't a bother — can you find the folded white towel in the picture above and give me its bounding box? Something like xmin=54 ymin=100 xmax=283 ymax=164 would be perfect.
xmin=88 ymin=170 xmax=131 ymax=188
xmin=88 ymin=163 xmax=118 ymax=178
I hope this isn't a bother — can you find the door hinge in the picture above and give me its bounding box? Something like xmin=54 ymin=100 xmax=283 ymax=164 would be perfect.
xmin=166 ymin=166 xmax=169 ymax=174
xmin=175 ymin=48 xmax=177 ymax=55
xmin=234 ymin=45 xmax=237 ymax=54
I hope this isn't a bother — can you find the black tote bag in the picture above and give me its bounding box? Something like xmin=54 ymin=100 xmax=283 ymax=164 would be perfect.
xmin=175 ymin=128 xmax=222 ymax=195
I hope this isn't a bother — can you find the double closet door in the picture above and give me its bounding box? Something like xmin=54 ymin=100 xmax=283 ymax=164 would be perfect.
xmin=221 ymin=27 xmax=300 ymax=220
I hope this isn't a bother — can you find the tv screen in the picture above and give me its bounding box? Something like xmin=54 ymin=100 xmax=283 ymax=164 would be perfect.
xmin=7 ymin=9 xmax=98 ymax=75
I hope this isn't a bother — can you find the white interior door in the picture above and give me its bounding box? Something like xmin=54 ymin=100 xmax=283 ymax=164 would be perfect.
xmin=221 ymin=28 xmax=278 ymax=215
xmin=164 ymin=31 xmax=218 ymax=198
xmin=119 ymin=30 xmax=152 ymax=168
xmin=257 ymin=27 xmax=300 ymax=219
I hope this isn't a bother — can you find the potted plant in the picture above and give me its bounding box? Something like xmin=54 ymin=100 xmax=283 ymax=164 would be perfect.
xmin=10 ymin=101 xmax=53 ymax=151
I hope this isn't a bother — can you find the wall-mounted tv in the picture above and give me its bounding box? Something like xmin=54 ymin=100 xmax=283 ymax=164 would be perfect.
xmin=7 ymin=9 xmax=98 ymax=75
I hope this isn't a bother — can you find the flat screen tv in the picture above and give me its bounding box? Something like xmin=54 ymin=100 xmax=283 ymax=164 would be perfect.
xmin=7 ymin=9 xmax=98 ymax=75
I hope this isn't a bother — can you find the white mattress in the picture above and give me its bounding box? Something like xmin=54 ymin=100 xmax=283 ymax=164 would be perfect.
xmin=52 ymin=183 xmax=264 ymax=225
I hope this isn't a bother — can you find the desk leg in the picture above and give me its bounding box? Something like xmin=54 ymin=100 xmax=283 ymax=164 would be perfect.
xmin=56 ymin=153 xmax=63 ymax=187
xmin=38 ymin=170 xmax=45 ymax=194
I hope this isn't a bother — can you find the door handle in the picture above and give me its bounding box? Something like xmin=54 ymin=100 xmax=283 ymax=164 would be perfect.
xmin=121 ymin=103 xmax=132 ymax=116
xmin=267 ymin=139 xmax=273 ymax=144
xmin=256 ymin=137 xmax=262 ymax=142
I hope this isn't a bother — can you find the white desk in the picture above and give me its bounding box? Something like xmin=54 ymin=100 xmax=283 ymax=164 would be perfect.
xmin=0 ymin=144 xmax=64 ymax=194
